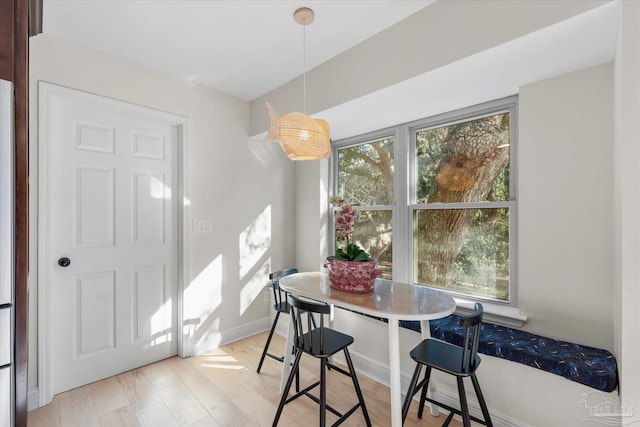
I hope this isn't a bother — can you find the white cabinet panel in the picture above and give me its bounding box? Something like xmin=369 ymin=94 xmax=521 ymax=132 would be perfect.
xmin=0 ymin=366 xmax=11 ymax=426
xmin=0 ymin=308 xmax=10 ymax=366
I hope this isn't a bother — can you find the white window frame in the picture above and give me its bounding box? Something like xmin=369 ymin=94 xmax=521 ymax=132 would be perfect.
xmin=331 ymin=96 xmax=525 ymax=326
xmin=329 ymin=127 xmax=400 ymax=278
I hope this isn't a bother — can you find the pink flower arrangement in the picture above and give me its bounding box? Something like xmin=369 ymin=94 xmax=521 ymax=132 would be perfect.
xmin=327 ymin=196 xmax=380 ymax=292
xmin=330 ymin=196 xmax=358 ymax=245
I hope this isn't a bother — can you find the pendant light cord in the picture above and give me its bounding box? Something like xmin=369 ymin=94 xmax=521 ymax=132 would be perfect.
xmin=302 ymin=24 xmax=307 ymax=114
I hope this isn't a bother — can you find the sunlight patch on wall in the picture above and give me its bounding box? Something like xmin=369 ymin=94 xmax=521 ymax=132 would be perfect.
xmin=239 ymin=205 xmax=271 ymax=279
xmin=184 ymin=255 xmax=223 ymax=339
xmin=240 ymin=258 xmax=271 ymax=315
xmin=248 ymin=136 xmax=279 ymax=165
xmin=193 ymin=317 xmax=222 ymax=352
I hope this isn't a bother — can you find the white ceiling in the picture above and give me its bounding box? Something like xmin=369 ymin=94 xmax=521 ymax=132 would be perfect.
xmin=42 ymin=0 xmax=621 ymax=140
xmin=42 ymin=0 xmax=433 ymax=101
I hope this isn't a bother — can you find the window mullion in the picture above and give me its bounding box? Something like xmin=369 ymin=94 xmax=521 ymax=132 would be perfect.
xmin=411 ymin=201 xmax=514 ymax=210
xmin=393 ymin=125 xmax=409 ymax=284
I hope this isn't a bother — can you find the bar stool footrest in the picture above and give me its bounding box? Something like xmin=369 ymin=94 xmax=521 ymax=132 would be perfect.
xmin=266 ymin=352 xmax=285 ymax=363
xmin=422 ymin=397 xmax=489 ymax=426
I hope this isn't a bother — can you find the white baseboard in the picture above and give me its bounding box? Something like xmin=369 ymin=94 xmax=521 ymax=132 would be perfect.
xmin=425 ymin=382 xmax=532 ymax=427
xmin=217 ymin=317 xmax=270 ymax=347
xmin=190 ymin=317 xmax=270 ymax=355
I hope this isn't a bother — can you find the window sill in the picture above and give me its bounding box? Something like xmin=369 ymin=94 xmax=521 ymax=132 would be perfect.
xmin=453 ymin=297 xmax=527 ymax=328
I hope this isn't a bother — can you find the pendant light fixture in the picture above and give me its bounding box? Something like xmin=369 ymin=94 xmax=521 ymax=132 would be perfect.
xmin=266 ymin=7 xmax=330 ymax=161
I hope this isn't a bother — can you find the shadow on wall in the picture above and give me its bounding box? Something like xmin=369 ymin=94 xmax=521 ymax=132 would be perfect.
xmin=183 ymin=204 xmax=275 ymax=353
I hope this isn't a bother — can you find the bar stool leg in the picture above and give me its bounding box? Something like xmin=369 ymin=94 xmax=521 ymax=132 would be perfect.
xmin=343 ymin=348 xmax=372 ymax=427
xmin=456 ymin=377 xmax=471 ymax=427
xmin=257 ymin=311 xmax=281 ymax=373
xmin=417 ymin=367 xmax=432 ymax=419
xmin=320 ymin=357 xmax=327 ymax=427
xmin=272 ymin=349 xmax=302 ymax=427
xmin=471 ymin=373 xmax=493 ymax=427
xmin=402 ymin=363 xmax=422 ymax=423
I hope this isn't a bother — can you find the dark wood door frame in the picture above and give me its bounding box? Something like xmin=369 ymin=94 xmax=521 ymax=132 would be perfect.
xmin=0 ymin=0 xmax=37 ymax=426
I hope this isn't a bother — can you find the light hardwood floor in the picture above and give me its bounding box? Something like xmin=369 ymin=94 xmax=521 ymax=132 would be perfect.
xmin=28 ymin=332 xmax=461 ymax=427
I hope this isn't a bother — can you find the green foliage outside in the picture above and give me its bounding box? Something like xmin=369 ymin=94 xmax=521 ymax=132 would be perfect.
xmin=415 ymin=113 xmax=510 ymax=300
xmin=334 ymin=112 xmax=511 ymax=300
xmin=337 ymin=139 xmax=394 ymax=278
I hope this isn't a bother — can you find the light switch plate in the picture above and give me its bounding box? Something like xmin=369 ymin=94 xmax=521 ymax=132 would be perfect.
xmin=193 ymin=219 xmax=213 ymax=233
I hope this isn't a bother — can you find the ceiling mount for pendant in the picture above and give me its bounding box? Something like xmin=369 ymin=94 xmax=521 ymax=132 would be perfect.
xmin=293 ymin=7 xmax=314 ymax=26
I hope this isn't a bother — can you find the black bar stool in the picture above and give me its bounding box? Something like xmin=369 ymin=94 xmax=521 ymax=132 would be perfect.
xmin=272 ymin=295 xmax=372 ymax=427
xmin=402 ymin=303 xmax=493 ymax=427
xmin=257 ymin=268 xmax=298 ymax=373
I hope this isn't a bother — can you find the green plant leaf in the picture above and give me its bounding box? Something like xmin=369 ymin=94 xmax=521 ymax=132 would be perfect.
xmin=329 ymin=243 xmax=370 ymax=261
xmin=352 ymin=251 xmax=370 ymax=262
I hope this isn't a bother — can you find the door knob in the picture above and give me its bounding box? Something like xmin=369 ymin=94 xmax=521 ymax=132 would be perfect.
xmin=58 ymin=257 xmax=71 ymax=267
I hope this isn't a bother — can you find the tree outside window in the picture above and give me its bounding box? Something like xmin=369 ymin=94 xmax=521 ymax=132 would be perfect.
xmin=332 ymin=98 xmax=516 ymax=303
xmin=414 ymin=112 xmax=512 ymax=301
xmin=336 ymin=138 xmax=394 ymax=279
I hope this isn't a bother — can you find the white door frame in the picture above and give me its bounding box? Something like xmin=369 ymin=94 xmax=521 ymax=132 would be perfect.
xmin=37 ymin=82 xmax=191 ymax=406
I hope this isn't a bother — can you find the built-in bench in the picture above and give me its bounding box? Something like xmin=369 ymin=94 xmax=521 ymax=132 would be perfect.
xmin=398 ymin=316 xmax=618 ymax=393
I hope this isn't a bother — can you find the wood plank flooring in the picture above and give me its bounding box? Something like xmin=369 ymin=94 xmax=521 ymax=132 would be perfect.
xmin=28 ymin=332 xmax=461 ymax=427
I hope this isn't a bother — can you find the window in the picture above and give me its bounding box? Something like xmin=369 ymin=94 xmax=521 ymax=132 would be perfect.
xmin=331 ymin=97 xmax=517 ymax=304
xmin=334 ymin=136 xmax=394 ymax=279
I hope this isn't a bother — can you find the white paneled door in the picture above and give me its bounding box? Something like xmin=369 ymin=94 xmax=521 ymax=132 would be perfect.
xmin=44 ymin=86 xmax=180 ymax=394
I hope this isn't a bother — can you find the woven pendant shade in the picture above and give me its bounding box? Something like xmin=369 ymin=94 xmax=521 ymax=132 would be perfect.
xmin=265 ymin=7 xmax=330 ymax=161
xmin=266 ymin=103 xmax=330 ymax=160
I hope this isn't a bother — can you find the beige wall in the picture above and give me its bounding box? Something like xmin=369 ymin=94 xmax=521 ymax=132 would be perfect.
xmin=614 ymin=0 xmax=640 ymax=416
xmin=28 ymin=34 xmax=296 ymax=390
xmin=518 ymin=63 xmax=613 ymax=349
xmin=294 ymin=160 xmax=330 ymax=273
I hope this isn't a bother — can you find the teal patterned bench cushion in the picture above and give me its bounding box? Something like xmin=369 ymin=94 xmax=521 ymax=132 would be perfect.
xmin=399 ymin=316 xmax=618 ymax=393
